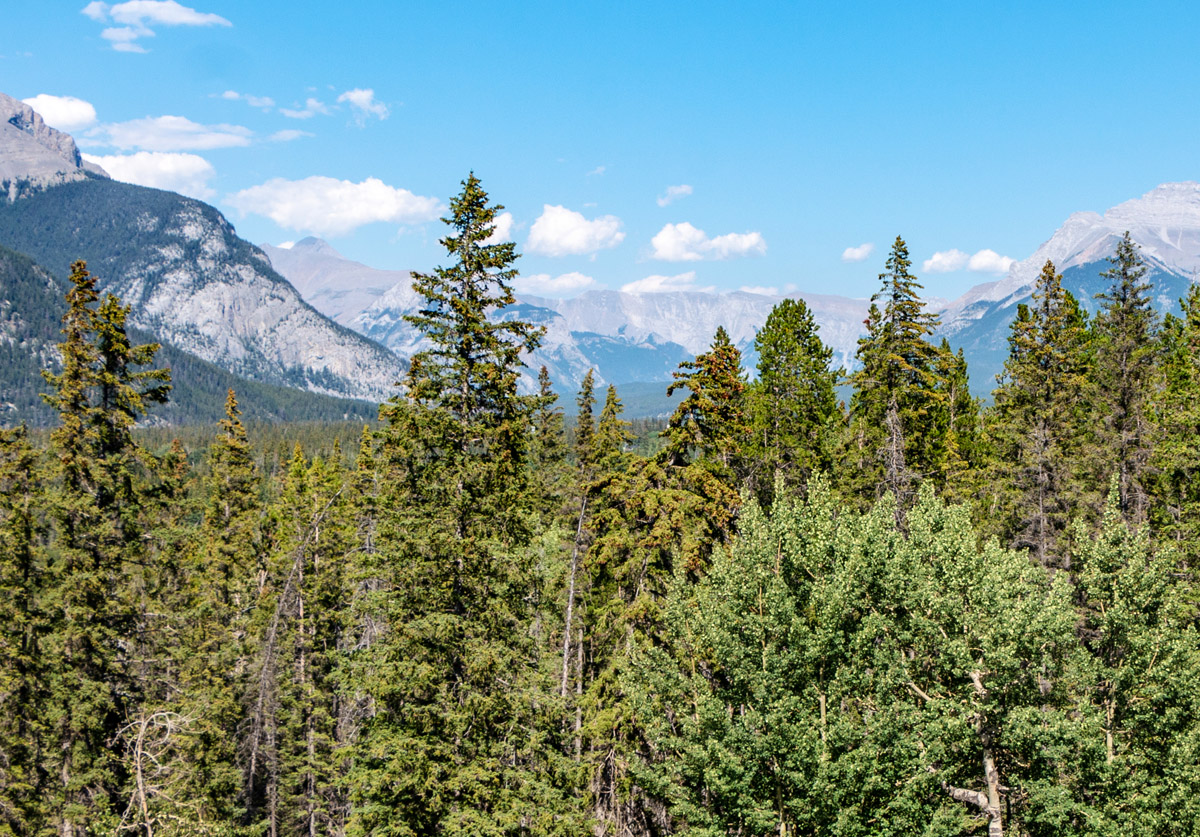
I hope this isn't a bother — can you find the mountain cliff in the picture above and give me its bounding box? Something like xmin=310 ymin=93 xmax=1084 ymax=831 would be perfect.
xmin=0 ymin=92 xmax=108 ymax=201
xmin=0 ymin=178 xmax=405 ymax=403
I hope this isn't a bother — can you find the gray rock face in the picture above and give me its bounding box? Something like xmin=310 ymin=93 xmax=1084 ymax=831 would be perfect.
xmin=0 ymin=92 xmax=107 ymax=200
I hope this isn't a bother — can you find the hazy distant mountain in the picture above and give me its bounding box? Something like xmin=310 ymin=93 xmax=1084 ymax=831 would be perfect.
xmin=264 ymin=237 xmax=873 ymax=398
xmin=260 ymin=237 xmax=406 ymax=326
xmin=0 ymin=92 xmax=108 ymax=201
xmin=939 ymin=182 xmax=1200 ymax=391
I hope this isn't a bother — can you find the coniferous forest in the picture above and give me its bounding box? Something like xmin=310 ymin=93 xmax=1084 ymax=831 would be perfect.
xmin=7 ymin=174 xmax=1200 ymax=837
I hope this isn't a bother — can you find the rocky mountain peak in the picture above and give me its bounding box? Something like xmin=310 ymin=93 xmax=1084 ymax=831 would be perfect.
xmin=941 ymin=182 xmax=1200 ymax=327
xmin=291 ymin=236 xmax=345 ymax=258
xmin=0 ymin=91 xmax=107 ymax=201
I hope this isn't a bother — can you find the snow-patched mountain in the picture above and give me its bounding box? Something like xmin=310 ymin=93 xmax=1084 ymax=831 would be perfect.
xmin=0 ymin=178 xmax=406 ymax=403
xmin=264 ymin=238 xmax=872 ymax=392
xmin=260 ymin=237 xmax=406 ymax=326
xmin=939 ymin=182 xmax=1200 ymax=390
xmin=0 ymin=92 xmax=107 ymax=200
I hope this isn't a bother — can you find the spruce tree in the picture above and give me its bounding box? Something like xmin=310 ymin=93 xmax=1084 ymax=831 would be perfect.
xmin=0 ymin=426 xmax=48 ymax=833
xmin=665 ymin=325 xmax=749 ymax=478
xmin=345 ymin=174 xmax=571 ymax=834
xmin=985 ymin=261 xmax=1092 ymax=564
xmin=747 ymin=297 xmax=840 ymax=502
xmin=40 ymin=261 xmax=171 ymax=833
xmin=843 ymin=237 xmax=948 ymax=509
xmin=1091 ymin=232 xmax=1159 ymax=524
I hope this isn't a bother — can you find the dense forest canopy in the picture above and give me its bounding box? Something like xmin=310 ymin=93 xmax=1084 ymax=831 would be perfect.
xmin=5 ymin=179 xmax=1200 ymax=837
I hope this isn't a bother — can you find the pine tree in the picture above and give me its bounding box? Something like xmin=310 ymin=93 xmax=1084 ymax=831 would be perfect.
xmin=665 ymin=325 xmax=749 ymax=479
xmin=0 ymin=426 xmax=48 ymax=833
xmin=984 ymin=261 xmax=1092 ymax=564
xmin=1092 ymin=232 xmax=1159 ymax=523
xmin=345 ymin=174 xmax=573 ymax=834
xmin=747 ymin=297 xmax=840 ymax=502
xmin=594 ymin=384 xmax=633 ymax=474
xmin=40 ymin=261 xmax=171 ymax=833
xmin=575 ymin=368 xmax=597 ymax=474
xmin=1149 ymin=284 xmax=1200 ymax=555
xmin=843 ymin=237 xmax=948 ymax=509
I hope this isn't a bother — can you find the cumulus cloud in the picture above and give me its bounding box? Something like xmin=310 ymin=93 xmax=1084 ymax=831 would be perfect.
xmin=86 ymin=115 xmax=252 ymax=151
xmin=967 ymin=249 xmax=1015 ymax=274
xmin=656 ymin=184 xmax=692 ymax=207
xmin=226 ymin=176 xmax=442 ymax=237
xmin=337 ymin=88 xmax=388 ymax=123
xmin=650 ymin=222 xmax=766 ymax=262
xmin=219 ymin=90 xmax=274 ymax=109
xmin=841 ymin=242 xmax=874 ymax=263
xmin=621 ymin=271 xmax=714 ymax=294
xmin=82 ymin=1 xmax=231 ymax=52
xmin=280 ymin=98 xmax=331 ymax=119
xmin=923 ymin=248 xmax=1015 ymax=275
xmin=526 ymin=205 xmax=625 ymax=257
xmin=923 ymin=249 xmax=971 ymax=273
xmin=21 ymin=94 xmax=98 ymax=132
xmin=483 ymin=212 xmax=514 ymax=245
xmin=82 ymin=151 xmax=215 ymax=199
xmin=514 ymin=271 xmax=596 ymax=295
xmin=739 ymin=285 xmax=780 ymax=296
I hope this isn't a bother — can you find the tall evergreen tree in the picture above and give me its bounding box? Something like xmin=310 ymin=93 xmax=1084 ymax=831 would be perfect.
xmin=1149 ymin=284 xmax=1200 ymax=555
xmin=843 ymin=237 xmax=948 ymax=508
xmin=0 ymin=426 xmax=48 ymax=833
xmin=985 ymin=261 xmax=1092 ymax=564
xmin=40 ymin=261 xmax=171 ymax=834
xmin=665 ymin=325 xmax=749 ymax=478
xmin=1091 ymin=232 xmax=1159 ymax=523
xmin=747 ymin=297 xmax=840 ymax=502
xmin=345 ymin=174 xmax=574 ymax=834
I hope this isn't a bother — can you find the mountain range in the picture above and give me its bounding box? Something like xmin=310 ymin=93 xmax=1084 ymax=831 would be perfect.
xmin=2 ymin=90 xmax=1198 ymax=424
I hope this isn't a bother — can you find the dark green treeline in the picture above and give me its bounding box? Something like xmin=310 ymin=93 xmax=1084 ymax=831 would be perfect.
xmin=4 ymin=185 xmax=1200 ymax=837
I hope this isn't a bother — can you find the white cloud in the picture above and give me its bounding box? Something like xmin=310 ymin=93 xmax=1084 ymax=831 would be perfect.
xmin=923 ymin=249 xmax=971 ymax=273
xmin=219 ymin=90 xmax=274 ymax=109
xmin=621 ymin=271 xmax=714 ymax=294
xmin=276 ymin=241 xmax=295 ymax=249
xmin=226 ymin=176 xmax=443 ymax=237
xmin=967 ymin=248 xmax=1015 ymax=275
xmin=86 ymin=115 xmax=252 ymax=151
xmin=268 ymin=129 xmax=311 ymax=142
xmin=923 ymin=247 xmax=1015 ymax=275
xmin=280 ymin=98 xmax=331 ymax=119
xmin=83 ymin=1 xmax=231 ymax=52
xmin=841 ymin=242 xmax=874 ymax=263
xmin=337 ymin=88 xmax=388 ymax=122
xmin=21 ymin=94 xmax=98 ymax=131
xmin=739 ymin=285 xmax=779 ymax=296
xmin=656 ymin=184 xmax=692 ymax=207
xmin=514 ymin=271 xmax=596 ymax=295
xmin=650 ymin=222 xmax=766 ymax=261
xmin=526 ymin=205 xmax=624 ymax=257
xmin=483 ymin=211 xmax=514 ymax=245
xmin=82 ymin=151 xmax=215 ymax=199
xmin=587 ymin=165 xmax=606 ymax=177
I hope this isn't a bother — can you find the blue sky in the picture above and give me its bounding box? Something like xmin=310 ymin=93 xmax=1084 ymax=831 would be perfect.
xmin=5 ymin=1 xmax=1200 ymax=299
